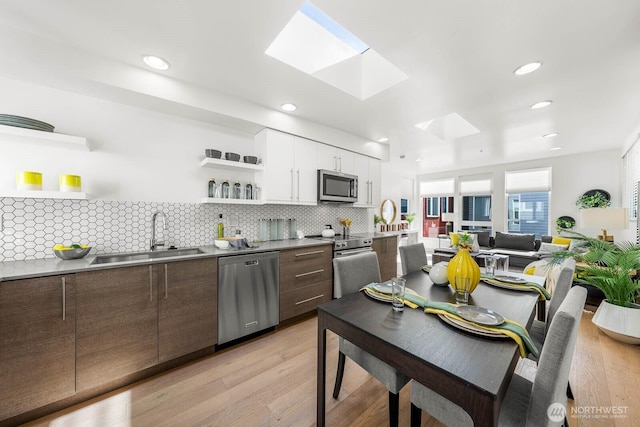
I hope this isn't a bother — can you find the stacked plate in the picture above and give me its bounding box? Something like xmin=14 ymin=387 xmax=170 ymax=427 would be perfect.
xmin=0 ymin=114 xmax=54 ymax=132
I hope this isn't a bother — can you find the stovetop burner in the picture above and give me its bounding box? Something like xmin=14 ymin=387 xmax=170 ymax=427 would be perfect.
xmin=308 ymin=234 xmax=372 ymax=250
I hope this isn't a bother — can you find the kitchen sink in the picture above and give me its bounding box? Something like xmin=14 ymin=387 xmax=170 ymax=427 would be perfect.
xmin=90 ymin=248 xmax=205 ymax=265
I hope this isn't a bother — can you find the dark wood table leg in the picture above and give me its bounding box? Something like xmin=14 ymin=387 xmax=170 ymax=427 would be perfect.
xmin=537 ymin=299 xmax=546 ymax=322
xmin=317 ymin=313 xmax=327 ymax=426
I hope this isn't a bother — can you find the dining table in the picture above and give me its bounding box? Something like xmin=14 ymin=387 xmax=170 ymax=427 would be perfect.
xmin=316 ymin=270 xmax=545 ymax=427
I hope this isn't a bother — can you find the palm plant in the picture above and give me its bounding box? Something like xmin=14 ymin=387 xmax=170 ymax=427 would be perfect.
xmin=550 ymin=232 xmax=640 ymax=307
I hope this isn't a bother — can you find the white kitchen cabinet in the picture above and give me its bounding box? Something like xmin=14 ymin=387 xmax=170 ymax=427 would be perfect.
xmin=354 ymin=154 xmax=381 ymax=207
xmin=255 ymin=129 xmax=317 ymax=205
xmin=317 ymin=143 xmax=355 ymax=175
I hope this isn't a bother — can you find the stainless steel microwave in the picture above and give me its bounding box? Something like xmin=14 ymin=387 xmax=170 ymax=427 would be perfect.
xmin=317 ymin=169 xmax=358 ymax=203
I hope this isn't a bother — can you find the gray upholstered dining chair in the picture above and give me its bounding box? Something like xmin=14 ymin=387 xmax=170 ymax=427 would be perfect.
xmin=528 ymin=258 xmax=577 ymax=350
xmin=332 ymin=251 xmax=410 ymax=427
xmin=527 ymin=258 xmax=577 ymax=398
xmin=410 ymin=285 xmax=587 ymax=427
xmin=399 ymin=243 xmax=429 ymax=275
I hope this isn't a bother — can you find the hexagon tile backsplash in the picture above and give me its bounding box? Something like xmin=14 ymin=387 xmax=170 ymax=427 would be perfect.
xmin=0 ymin=197 xmax=371 ymax=262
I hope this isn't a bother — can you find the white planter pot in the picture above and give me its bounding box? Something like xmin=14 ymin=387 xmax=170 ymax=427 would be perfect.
xmin=592 ymin=300 xmax=640 ymax=345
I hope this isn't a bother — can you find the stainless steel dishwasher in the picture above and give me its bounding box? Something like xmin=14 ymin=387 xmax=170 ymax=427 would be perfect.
xmin=218 ymin=251 xmax=279 ymax=345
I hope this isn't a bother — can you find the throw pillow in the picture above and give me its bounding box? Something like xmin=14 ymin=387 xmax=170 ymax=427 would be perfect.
xmin=539 ymin=242 xmax=569 ymax=253
xmin=494 ymin=232 xmax=536 ymax=251
xmin=522 ymin=259 xmax=563 ymax=294
xmin=568 ymin=239 xmax=589 ymax=251
xmin=450 ymin=232 xmax=480 ymax=252
xmin=449 ymin=232 xmax=459 ymax=246
xmin=551 ymin=236 xmax=572 ymax=247
xmin=469 ymin=231 xmax=491 ymax=247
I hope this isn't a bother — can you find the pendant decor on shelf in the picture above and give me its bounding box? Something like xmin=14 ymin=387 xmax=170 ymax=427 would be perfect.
xmin=446 ymin=233 xmax=481 ymax=293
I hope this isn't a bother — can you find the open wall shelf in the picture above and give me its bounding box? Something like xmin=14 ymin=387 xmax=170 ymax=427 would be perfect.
xmin=0 ymin=124 xmax=90 ymax=151
xmin=199 ymin=158 xmax=263 ymax=172
xmin=0 ymin=190 xmax=89 ymax=200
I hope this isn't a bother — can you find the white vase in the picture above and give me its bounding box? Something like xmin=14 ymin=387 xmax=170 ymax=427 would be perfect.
xmin=592 ymin=300 xmax=640 ymax=345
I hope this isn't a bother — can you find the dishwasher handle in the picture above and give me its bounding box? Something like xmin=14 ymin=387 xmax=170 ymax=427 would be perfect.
xmin=245 ymin=260 xmax=259 ymax=266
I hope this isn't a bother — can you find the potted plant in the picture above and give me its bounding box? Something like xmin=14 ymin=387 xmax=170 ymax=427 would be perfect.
xmin=575 ymin=191 xmax=611 ymax=209
xmin=405 ymin=212 xmax=415 ymax=229
xmin=555 ymin=216 xmax=576 ymax=234
xmin=551 ymin=232 xmax=640 ymax=344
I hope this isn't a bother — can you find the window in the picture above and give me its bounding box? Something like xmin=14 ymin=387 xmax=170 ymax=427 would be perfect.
xmin=426 ymin=197 xmax=439 ymax=217
xmin=507 ymin=192 xmax=549 ymax=237
xmin=505 ymin=168 xmax=551 ymax=238
xmin=459 ymin=175 xmax=492 ymax=233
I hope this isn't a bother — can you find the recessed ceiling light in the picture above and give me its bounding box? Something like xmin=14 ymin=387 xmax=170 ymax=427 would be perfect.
xmin=543 ymin=133 xmax=559 ymax=138
xmin=281 ymin=103 xmax=297 ymax=112
xmin=514 ymin=61 xmax=542 ymax=76
xmin=416 ymin=158 xmax=422 ymax=162
xmin=530 ymin=100 xmax=552 ymax=109
xmin=550 ymin=146 xmax=562 ymax=151
xmin=377 ymin=137 xmax=389 ymax=143
xmin=142 ymin=55 xmax=170 ymax=71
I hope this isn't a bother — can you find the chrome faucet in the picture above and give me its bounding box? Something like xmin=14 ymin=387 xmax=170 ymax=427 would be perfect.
xmin=150 ymin=211 xmax=167 ymax=251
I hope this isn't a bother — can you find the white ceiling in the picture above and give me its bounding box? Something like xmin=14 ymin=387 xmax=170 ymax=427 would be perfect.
xmin=1 ymin=0 xmax=640 ymax=175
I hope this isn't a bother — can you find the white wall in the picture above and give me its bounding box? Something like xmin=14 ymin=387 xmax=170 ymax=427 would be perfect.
xmin=380 ymin=162 xmax=416 ymax=226
xmin=0 ymin=76 xmax=266 ymax=202
xmin=415 ymin=149 xmax=630 ymax=240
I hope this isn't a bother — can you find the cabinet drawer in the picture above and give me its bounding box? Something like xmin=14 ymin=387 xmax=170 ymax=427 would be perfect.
xmin=280 ymin=280 xmax=332 ymax=321
xmin=280 ymin=245 xmax=332 ymax=264
xmin=280 ymin=261 xmax=331 ymax=292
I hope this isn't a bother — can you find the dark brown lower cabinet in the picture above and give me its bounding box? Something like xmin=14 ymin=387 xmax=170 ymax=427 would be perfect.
xmin=0 ymin=275 xmax=75 ymax=421
xmin=76 ymin=265 xmax=158 ymax=392
xmin=158 ymin=258 xmax=217 ymax=363
xmin=279 ymin=245 xmax=333 ymax=321
xmin=373 ymin=235 xmax=398 ymax=281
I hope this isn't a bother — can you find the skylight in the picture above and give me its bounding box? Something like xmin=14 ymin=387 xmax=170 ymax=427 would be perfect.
xmin=266 ymin=2 xmax=407 ymax=100
xmin=414 ymin=113 xmax=480 ymax=141
xmin=299 ymin=2 xmax=369 ymax=55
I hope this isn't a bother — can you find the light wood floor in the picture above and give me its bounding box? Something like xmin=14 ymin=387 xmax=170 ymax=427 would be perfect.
xmin=25 ymin=305 xmax=640 ymax=427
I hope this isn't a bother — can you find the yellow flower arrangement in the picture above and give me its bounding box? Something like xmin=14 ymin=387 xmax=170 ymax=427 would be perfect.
xmin=339 ymin=218 xmax=352 ymax=228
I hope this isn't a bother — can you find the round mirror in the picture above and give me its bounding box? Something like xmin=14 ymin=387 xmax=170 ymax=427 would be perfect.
xmin=380 ymin=199 xmax=397 ymax=224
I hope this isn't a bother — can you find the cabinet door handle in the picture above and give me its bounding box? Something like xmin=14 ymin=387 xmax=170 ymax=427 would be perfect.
xmin=369 ymin=180 xmax=373 ymax=204
xmin=294 ymin=249 xmax=325 ymax=257
xmin=295 ymin=294 xmax=324 ymax=305
xmin=295 ymin=269 xmax=324 ymax=278
xmin=338 ymin=156 xmax=342 ymax=171
xmin=149 ymin=266 xmax=153 ymax=302
xmin=164 ymin=264 xmax=168 ymax=299
xmin=61 ymin=277 xmax=66 ymax=321
xmin=297 ymin=169 xmax=300 ymax=201
xmin=290 ymin=168 xmax=294 ymax=200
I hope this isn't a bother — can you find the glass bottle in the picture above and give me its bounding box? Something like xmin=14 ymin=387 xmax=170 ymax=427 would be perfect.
xmin=233 ymin=181 xmax=242 ymax=199
xmin=221 ymin=180 xmax=230 ymax=199
xmin=208 ymin=178 xmax=216 ymax=198
xmin=245 ymin=182 xmax=253 ymax=200
xmin=217 ymin=214 xmax=224 ymax=238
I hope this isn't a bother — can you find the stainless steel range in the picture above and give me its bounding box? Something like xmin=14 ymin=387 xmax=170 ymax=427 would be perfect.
xmin=310 ymin=234 xmax=373 ymax=257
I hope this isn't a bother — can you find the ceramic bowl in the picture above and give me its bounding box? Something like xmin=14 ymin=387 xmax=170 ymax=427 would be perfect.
xmin=205 ymin=149 xmax=222 ymax=159
xmin=54 ymin=247 xmax=91 ymax=260
xmin=225 ymin=152 xmax=240 ymax=162
xmin=214 ymin=239 xmax=230 ymax=249
xmin=243 ymin=155 xmax=258 ymax=164
xmin=59 ymin=174 xmax=82 ymax=192
xmin=17 ymin=171 xmax=42 ymax=190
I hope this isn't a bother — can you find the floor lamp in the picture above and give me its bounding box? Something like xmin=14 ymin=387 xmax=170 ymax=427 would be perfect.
xmin=441 ymin=213 xmax=455 ymax=234
xmin=579 ymin=208 xmax=628 ymax=242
